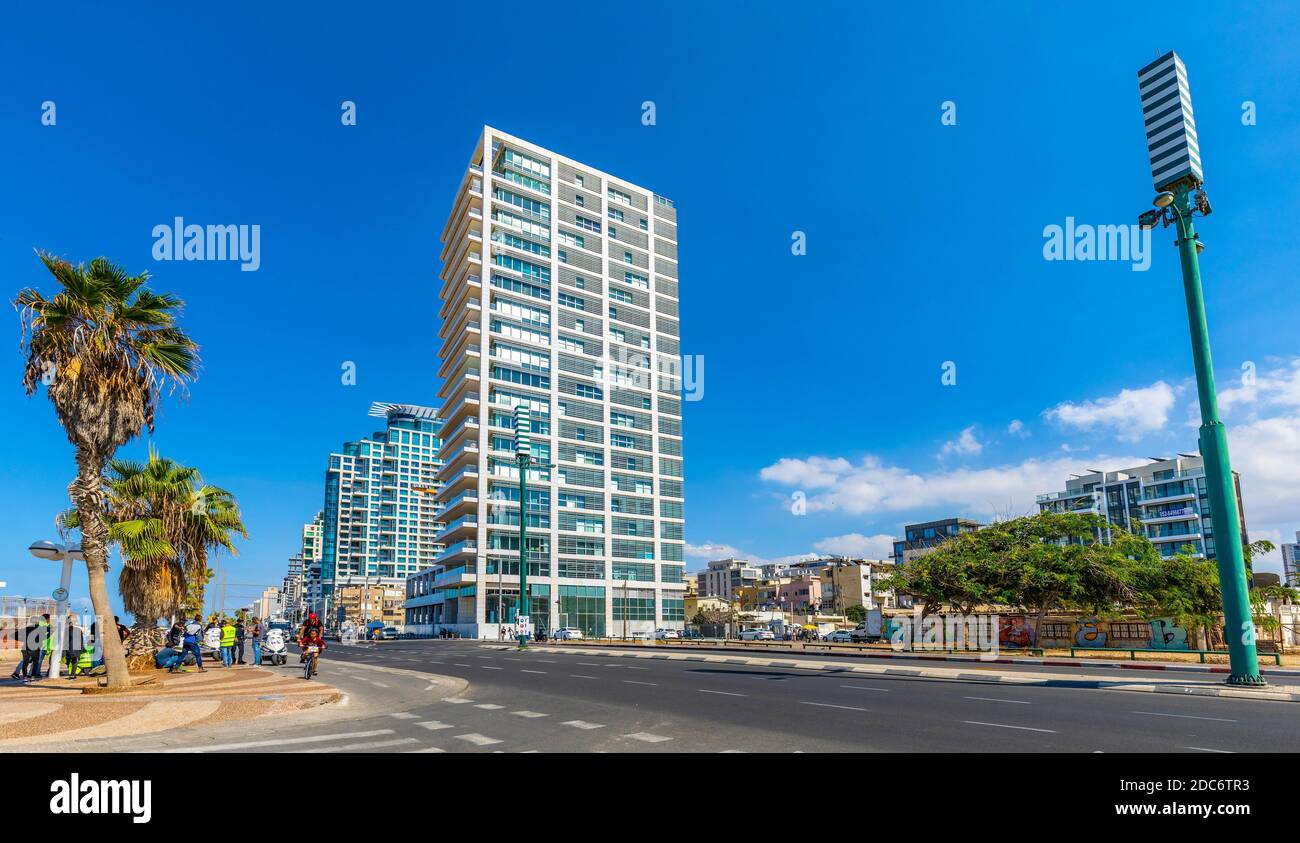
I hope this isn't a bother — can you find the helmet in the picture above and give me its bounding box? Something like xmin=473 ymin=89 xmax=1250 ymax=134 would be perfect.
xmin=308 ymin=612 xmax=317 ymax=621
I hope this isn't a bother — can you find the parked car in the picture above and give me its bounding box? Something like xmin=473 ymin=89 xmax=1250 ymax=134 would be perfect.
xmin=738 ymin=628 xmax=776 ymax=641
xmin=824 ymin=629 xmax=855 ymax=643
xmin=654 ymin=628 xmax=680 ymax=640
xmin=553 ymin=627 xmax=585 ymax=640
xmin=373 ymin=626 xmax=400 ymax=640
xmin=680 ymin=628 xmax=704 ymax=640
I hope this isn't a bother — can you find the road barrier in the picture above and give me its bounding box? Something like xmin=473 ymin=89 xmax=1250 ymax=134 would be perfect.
xmin=1070 ymin=645 xmax=1282 ymax=665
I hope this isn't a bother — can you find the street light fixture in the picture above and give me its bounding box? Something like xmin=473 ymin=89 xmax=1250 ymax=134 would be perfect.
xmin=1136 ymin=50 xmax=1262 ymax=686
xmin=28 ymin=540 xmax=84 ymax=680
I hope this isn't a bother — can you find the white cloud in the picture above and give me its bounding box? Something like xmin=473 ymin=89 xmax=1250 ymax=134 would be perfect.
xmin=759 ymin=456 xmax=851 ymax=489
xmin=1007 ymin=419 xmax=1026 ymax=436
xmin=1210 ymin=358 xmax=1300 ymax=419
xmin=684 ymin=541 xmax=819 ymax=569
xmin=758 ymin=452 xmax=1144 ymax=518
xmin=813 ymin=532 xmax=896 ymax=559
xmin=939 ymin=426 xmax=982 ymax=458
xmin=1044 ymin=381 xmax=1176 ymax=441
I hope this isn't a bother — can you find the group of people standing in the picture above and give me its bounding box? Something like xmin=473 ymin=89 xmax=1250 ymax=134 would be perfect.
xmin=8 ymin=613 xmax=130 ymax=682
xmin=157 ymin=615 xmax=266 ymax=673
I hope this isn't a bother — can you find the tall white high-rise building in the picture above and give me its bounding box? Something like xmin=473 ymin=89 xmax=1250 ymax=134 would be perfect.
xmin=431 ymin=126 xmax=686 ymax=638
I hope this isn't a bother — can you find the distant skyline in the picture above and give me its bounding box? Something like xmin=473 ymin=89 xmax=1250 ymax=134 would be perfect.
xmin=2 ymin=1 xmax=1299 ymax=613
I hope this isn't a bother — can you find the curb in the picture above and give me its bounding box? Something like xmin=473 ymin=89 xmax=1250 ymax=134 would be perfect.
xmin=524 ymin=640 xmax=1300 ymax=677
xmin=488 ymin=643 xmax=1300 ymax=704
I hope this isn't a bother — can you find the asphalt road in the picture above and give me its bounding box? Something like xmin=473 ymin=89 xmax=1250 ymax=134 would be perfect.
xmin=295 ymin=639 xmax=1300 ymax=753
xmin=63 ymin=639 xmax=1300 ymax=753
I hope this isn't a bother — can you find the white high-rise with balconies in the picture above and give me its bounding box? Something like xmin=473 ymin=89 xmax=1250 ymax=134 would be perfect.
xmin=431 ymin=126 xmax=687 ymax=639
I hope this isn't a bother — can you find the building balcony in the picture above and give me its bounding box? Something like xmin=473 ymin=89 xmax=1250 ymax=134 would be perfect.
xmin=440 ymin=441 xmax=481 ymax=474
xmin=437 ymin=394 xmax=481 ymax=437
xmin=436 ymin=516 xmax=480 ymax=545
xmin=438 ymin=465 xmax=481 ymax=496
xmin=438 ymin=416 xmax=481 ymax=457
xmin=1036 ymin=489 xmax=1098 ymax=503
xmin=1149 ymin=530 xmax=1203 ymax=544
xmin=439 ymin=297 xmax=483 ymax=343
xmin=437 ymin=540 xmax=478 ymax=564
xmin=437 ymin=362 xmax=481 ymax=401
xmin=438 ymin=273 xmax=483 ymax=322
xmin=437 ymin=489 xmax=480 ymax=520
xmin=1141 ymin=489 xmax=1196 ymax=506
xmin=1142 ymin=506 xmax=1200 ymax=524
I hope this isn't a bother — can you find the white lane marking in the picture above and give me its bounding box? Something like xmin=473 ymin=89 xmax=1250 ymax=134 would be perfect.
xmin=699 ymin=689 xmax=747 ymax=697
xmin=476 ymin=656 xmax=494 ymax=659
xmin=520 ymin=669 xmax=547 ymax=674
xmin=624 ymin=666 xmax=649 ymax=670
xmin=720 ymin=749 xmax=745 ymax=753
xmin=1186 ymin=746 xmax=1234 ymax=753
xmin=962 ymin=721 xmax=1058 ymax=733
xmin=158 ymin=729 xmax=394 ymax=753
xmin=840 ymin=685 xmax=892 ymax=692
xmin=474 ymin=704 xmax=505 ymax=710
xmin=571 ymin=675 xmax=599 ymax=680
xmin=1133 ymin=711 xmax=1236 ymax=723
xmin=577 ymin=662 xmax=601 ymax=666
xmin=406 ymin=747 xmax=447 ymax=753
xmin=562 ymin=720 xmax=605 ymax=730
xmin=965 ymin=696 xmax=1031 ymax=704
xmin=389 ymin=712 xmax=420 ymax=719
xmin=417 ymin=721 xmax=455 ymax=731
xmin=444 ymin=698 xmax=475 ymax=704
xmin=455 ymin=733 xmax=503 ymax=746
xmin=504 ymin=658 xmax=524 ymax=662
xmin=512 ymin=710 xmax=548 ymax=718
xmin=623 ymin=680 xmax=657 ymax=686
xmin=800 ymin=701 xmax=869 ymax=713
xmin=480 ymin=666 xmax=504 ymax=670
xmin=453 ymin=663 xmax=472 ymax=667
xmin=536 ymin=659 xmax=557 ymax=663
xmin=624 ymin=732 xmax=672 ymax=743
xmin=302 ymin=737 xmax=419 ymax=753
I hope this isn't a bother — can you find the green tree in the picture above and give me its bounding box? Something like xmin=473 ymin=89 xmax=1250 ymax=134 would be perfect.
xmin=16 ymin=254 xmax=198 ymax=688
xmin=844 ymin=604 xmax=868 ymax=624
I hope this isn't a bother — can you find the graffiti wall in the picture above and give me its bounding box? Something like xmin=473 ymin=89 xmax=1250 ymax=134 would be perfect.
xmin=1029 ymin=615 xmax=1193 ymax=650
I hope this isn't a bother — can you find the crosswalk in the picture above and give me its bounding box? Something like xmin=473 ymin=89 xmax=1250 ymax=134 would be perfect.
xmin=152 ymin=698 xmax=681 ymax=754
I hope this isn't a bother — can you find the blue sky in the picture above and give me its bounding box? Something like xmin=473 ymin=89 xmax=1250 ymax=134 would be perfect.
xmin=2 ymin=1 xmax=1299 ymax=611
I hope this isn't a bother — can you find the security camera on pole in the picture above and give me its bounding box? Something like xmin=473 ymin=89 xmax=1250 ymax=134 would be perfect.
xmin=512 ymin=405 xmax=553 ymax=649
xmin=1135 ymin=50 xmax=1262 ymax=686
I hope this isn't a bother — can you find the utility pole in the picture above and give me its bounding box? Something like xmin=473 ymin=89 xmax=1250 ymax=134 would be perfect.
xmin=513 ymin=405 xmax=552 ymax=649
xmin=1136 ymin=50 xmax=1262 ymax=685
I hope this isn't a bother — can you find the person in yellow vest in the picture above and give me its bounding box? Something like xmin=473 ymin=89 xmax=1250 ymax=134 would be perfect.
xmin=220 ymin=617 xmax=237 ymax=667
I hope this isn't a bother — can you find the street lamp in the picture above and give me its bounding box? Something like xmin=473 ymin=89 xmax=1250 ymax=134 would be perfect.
xmin=513 ymin=405 xmax=553 ymax=649
xmin=28 ymin=540 xmax=84 ymax=680
xmin=1136 ymin=50 xmax=1262 ymax=686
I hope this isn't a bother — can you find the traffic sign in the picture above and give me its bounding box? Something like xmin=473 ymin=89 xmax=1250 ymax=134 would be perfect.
xmin=516 ymin=615 xmax=532 ymax=638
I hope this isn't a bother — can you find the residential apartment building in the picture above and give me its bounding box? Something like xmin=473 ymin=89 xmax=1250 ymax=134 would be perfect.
xmin=1036 ymin=455 xmax=1248 ymax=561
xmin=817 ymin=558 xmax=898 ymax=612
xmin=283 ymin=554 xmax=303 ymax=623
xmin=698 ymin=558 xmax=761 ymax=600
xmin=891 ymin=518 xmax=984 ymax=566
xmin=428 ymin=126 xmax=687 ymax=638
xmin=319 ymin=403 xmax=445 ymax=620
xmin=1282 ymin=532 xmax=1300 ymax=587
xmin=335 ymin=584 xmax=405 ymax=630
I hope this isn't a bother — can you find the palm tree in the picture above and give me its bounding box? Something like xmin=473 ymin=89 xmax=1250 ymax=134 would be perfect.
xmin=16 ymin=254 xmax=198 ymax=688
xmin=66 ymin=451 xmax=247 ymax=665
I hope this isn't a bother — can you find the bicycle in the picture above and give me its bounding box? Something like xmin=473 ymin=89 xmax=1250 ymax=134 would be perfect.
xmin=302 ymin=644 xmax=320 ymax=680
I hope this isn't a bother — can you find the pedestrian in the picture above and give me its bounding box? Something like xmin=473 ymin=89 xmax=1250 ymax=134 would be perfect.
xmin=166 ymin=619 xmax=184 ymax=649
xmin=63 ymin=617 xmax=86 ymax=680
xmin=38 ymin=614 xmax=53 ymax=678
xmin=155 ymin=645 xmax=184 ymax=673
xmin=235 ymin=617 xmax=246 ymax=664
xmin=11 ymin=616 xmax=40 ymax=681
xmin=182 ymin=614 xmax=206 ymax=672
xmin=220 ymin=617 xmax=236 ymax=667
xmin=249 ymin=617 xmax=263 ymax=667
xmin=114 ymin=616 xmax=130 ymax=644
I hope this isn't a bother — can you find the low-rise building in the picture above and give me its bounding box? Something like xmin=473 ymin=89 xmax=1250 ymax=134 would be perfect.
xmin=698 ymin=558 xmax=761 ymax=599
xmin=1283 ymin=532 xmax=1300 ymax=587
xmin=891 ymin=518 xmax=984 ymax=566
xmin=335 ymin=584 xmax=404 ymax=630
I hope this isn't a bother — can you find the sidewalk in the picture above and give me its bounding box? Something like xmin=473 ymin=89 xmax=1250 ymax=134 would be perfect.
xmin=552 ymin=639 xmax=1300 ymax=677
xmin=0 ymin=663 xmax=339 ymax=749
xmin=501 ymin=643 xmax=1300 ymax=703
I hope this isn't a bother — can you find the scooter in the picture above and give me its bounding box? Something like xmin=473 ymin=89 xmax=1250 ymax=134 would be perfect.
xmin=261 ymin=628 xmax=288 ymax=666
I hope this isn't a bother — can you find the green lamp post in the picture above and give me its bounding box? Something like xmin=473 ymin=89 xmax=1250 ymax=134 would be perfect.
xmin=1137 ymin=50 xmax=1262 ymax=685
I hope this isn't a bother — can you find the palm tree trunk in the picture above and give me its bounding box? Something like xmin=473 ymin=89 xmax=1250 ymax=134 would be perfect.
xmin=72 ymin=450 xmax=130 ymax=689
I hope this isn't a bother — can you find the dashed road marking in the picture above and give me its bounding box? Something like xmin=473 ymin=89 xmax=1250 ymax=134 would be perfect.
xmin=624 ymin=732 xmax=672 ymax=743
xmin=389 ymin=712 xmax=420 ymax=719
xmin=303 ymin=737 xmax=419 ymax=753
xmin=699 ymin=689 xmax=747 ymax=697
xmin=521 ymin=670 xmax=547 ymax=674
xmin=800 ymin=701 xmax=869 ymax=712
xmin=474 ymin=704 xmax=505 ymax=710
xmin=512 ymin=710 xmax=548 ymax=718
xmin=623 ymin=680 xmax=656 ymax=686
xmin=965 ymin=696 xmax=1031 ymax=704
xmin=571 ymin=675 xmax=598 ymax=680
xmin=417 ymin=721 xmax=455 ymax=730
xmin=962 ymin=720 xmax=1057 ymax=733
xmin=562 ymin=720 xmax=605 ymax=730
xmin=456 ymin=733 xmax=504 ymax=746
xmin=444 ymin=698 xmax=474 ymax=704
xmin=1133 ymin=711 xmax=1236 ymax=723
